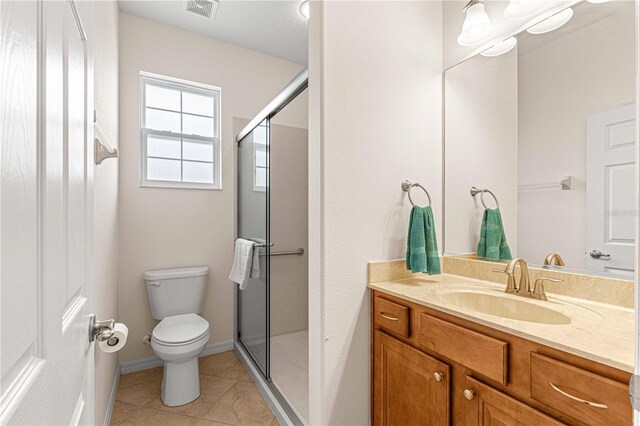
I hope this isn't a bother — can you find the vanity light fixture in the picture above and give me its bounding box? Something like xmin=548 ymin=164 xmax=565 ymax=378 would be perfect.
xmin=526 ymin=8 xmax=573 ymax=35
xmin=504 ymin=0 xmax=546 ymax=21
xmin=299 ymin=0 xmax=309 ymax=19
xmin=481 ymin=37 xmax=517 ymax=57
xmin=457 ymin=0 xmax=493 ymax=46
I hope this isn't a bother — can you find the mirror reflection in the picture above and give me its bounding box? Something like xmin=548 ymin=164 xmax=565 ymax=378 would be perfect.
xmin=444 ymin=0 xmax=636 ymax=278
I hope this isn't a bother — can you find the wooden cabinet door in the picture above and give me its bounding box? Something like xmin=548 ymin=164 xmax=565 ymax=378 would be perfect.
xmin=374 ymin=331 xmax=450 ymax=426
xmin=464 ymin=376 xmax=564 ymax=426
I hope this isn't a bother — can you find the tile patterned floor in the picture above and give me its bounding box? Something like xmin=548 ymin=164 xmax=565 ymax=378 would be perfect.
xmin=111 ymin=351 xmax=279 ymax=426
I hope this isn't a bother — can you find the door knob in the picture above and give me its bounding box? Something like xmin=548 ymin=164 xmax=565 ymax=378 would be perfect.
xmin=590 ymin=250 xmax=611 ymax=260
xmin=89 ymin=314 xmax=115 ymax=342
xmin=463 ymin=389 xmax=475 ymax=400
xmin=433 ymin=372 xmax=444 ymax=382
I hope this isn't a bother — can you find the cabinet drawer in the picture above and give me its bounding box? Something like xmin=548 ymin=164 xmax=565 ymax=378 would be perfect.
xmin=530 ymin=353 xmax=632 ymax=425
xmin=373 ymin=296 xmax=409 ymax=338
xmin=419 ymin=314 xmax=508 ymax=384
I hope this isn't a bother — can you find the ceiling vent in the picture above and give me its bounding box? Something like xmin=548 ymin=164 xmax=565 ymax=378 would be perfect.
xmin=185 ymin=0 xmax=219 ymax=19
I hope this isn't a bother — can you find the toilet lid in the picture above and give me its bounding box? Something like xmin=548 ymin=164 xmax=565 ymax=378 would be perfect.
xmin=152 ymin=313 xmax=209 ymax=345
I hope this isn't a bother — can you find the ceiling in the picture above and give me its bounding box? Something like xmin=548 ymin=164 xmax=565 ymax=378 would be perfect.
xmin=118 ymin=0 xmax=309 ymax=65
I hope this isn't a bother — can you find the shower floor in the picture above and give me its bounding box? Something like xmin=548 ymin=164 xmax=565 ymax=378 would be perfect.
xmin=270 ymin=329 xmax=309 ymax=424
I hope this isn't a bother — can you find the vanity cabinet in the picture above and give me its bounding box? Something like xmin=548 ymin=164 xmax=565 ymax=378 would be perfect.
xmin=370 ymin=290 xmax=633 ymax=426
xmin=463 ymin=376 xmax=563 ymax=425
xmin=373 ymin=331 xmax=450 ymax=425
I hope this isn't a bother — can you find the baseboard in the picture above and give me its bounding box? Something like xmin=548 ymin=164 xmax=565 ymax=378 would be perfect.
xmin=119 ymin=340 xmax=233 ymax=374
xmin=103 ymin=364 xmax=121 ymax=426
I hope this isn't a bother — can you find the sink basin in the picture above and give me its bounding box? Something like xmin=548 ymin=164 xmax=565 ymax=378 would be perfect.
xmin=439 ymin=291 xmax=572 ymax=325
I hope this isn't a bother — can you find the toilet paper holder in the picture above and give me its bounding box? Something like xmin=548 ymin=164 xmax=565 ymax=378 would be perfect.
xmin=89 ymin=314 xmax=115 ymax=343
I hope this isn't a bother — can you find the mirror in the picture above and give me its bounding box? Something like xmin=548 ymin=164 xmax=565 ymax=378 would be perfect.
xmin=444 ymin=0 xmax=636 ymax=278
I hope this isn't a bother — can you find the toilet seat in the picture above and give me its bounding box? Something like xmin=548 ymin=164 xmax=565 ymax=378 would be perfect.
xmin=152 ymin=313 xmax=209 ymax=346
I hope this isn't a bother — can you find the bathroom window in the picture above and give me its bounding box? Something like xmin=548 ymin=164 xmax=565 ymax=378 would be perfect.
xmin=139 ymin=72 xmax=221 ymax=189
xmin=253 ymin=123 xmax=268 ymax=192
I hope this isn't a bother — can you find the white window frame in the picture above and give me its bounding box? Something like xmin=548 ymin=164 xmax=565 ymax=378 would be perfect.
xmin=139 ymin=71 xmax=222 ymax=190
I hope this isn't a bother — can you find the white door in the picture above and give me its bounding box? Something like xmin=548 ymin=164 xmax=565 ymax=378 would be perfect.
xmin=586 ymin=104 xmax=636 ymax=278
xmin=1 ymin=1 xmax=96 ymax=424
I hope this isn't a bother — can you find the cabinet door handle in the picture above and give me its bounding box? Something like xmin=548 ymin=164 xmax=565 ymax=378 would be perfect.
xmin=379 ymin=312 xmax=398 ymax=321
xmin=463 ymin=389 xmax=475 ymax=400
xmin=549 ymin=383 xmax=608 ymax=409
xmin=433 ymin=372 xmax=443 ymax=382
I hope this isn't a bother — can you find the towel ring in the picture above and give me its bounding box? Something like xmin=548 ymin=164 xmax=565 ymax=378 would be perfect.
xmin=470 ymin=187 xmax=500 ymax=209
xmin=402 ymin=180 xmax=432 ymax=207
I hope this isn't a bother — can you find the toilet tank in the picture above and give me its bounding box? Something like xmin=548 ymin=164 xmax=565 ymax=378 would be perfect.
xmin=144 ymin=267 xmax=208 ymax=320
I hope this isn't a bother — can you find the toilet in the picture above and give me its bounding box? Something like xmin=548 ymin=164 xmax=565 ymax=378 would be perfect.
xmin=144 ymin=266 xmax=210 ymax=407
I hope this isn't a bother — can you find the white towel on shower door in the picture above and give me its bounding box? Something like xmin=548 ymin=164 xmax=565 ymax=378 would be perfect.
xmin=229 ymin=238 xmax=256 ymax=290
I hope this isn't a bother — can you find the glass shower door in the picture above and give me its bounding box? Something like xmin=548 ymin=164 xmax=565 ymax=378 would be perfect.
xmin=237 ymin=119 xmax=270 ymax=376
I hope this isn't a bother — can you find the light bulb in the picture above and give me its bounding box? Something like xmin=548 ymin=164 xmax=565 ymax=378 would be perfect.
xmin=504 ymin=0 xmax=546 ymax=20
xmin=299 ymin=0 xmax=309 ymax=19
xmin=457 ymin=1 xmax=493 ymax=46
xmin=526 ymin=8 xmax=573 ymax=35
xmin=481 ymin=37 xmax=517 ymax=57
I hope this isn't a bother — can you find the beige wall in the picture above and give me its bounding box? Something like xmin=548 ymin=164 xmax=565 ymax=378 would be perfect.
xmin=93 ymin=1 xmax=120 ymax=424
xmin=517 ymin=7 xmax=635 ymax=268
xmin=270 ymin=109 xmax=308 ymax=336
xmin=308 ymin=1 xmax=443 ymax=423
xmin=444 ymin=48 xmax=518 ymax=256
xmin=118 ymin=12 xmax=304 ymax=362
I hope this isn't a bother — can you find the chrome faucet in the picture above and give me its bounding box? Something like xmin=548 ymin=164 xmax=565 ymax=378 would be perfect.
xmin=493 ymin=257 xmax=563 ymax=300
xmin=543 ymin=253 xmax=565 ymax=267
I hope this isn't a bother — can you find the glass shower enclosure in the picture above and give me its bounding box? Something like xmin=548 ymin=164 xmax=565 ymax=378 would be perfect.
xmin=235 ymin=69 xmax=308 ymax=424
xmin=237 ymin=118 xmax=270 ymax=375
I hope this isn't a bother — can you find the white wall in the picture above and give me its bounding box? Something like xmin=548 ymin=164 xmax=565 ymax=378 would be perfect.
xmin=517 ymin=7 xmax=635 ymax=268
xmin=308 ymin=1 xmax=443 ymax=423
xmin=444 ymin=48 xmax=518 ymax=255
xmin=93 ymin=1 xmax=119 ymax=424
xmin=118 ymin=12 xmax=304 ymax=362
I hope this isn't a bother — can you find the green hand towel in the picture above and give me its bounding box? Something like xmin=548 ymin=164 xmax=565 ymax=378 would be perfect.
xmin=477 ymin=208 xmax=512 ymax=261
xmin=406 ymin=206 xmax=441 ymax=275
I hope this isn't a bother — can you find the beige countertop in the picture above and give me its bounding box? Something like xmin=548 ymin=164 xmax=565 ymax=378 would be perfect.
xmin=368 ymin=273 xmax=635 ymax=373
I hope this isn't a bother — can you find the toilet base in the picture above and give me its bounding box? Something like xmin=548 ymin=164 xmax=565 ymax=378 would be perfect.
xmin=161 ymin=358 xmax=200 ymax=406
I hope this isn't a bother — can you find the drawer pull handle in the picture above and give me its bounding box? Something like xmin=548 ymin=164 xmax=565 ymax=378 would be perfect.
xmin=379 ymin=312 xmax=398 ymax=321
xmin=549 ymin=383 xmax=608 ymax=409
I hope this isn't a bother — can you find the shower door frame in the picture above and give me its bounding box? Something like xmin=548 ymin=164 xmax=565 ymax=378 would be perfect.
xmin=233 ymin=69 xmax=308 ymax=426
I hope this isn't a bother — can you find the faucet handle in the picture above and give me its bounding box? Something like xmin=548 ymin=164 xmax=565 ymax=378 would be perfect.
xmin=532 ymin=276 xmax=563 ymax=300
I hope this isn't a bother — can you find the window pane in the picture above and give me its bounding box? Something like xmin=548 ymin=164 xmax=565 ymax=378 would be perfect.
xmin=183 ymin=139 xmax=213 ymax=162
xmin=183 ymin=92 xmax=214 ymax=117
xmin=183 ymin=160 xmax=214 ymax=184
xmin=255 ymin=148 xmax=267 ymax=167
xmin=148 ymin=134 xmax=181 ymax=159
xmin=146 ymin=108 xmax=181 ymax=132
xmin=253 ymin=125 xmax=267 ymax=145
xmin=146 ymin=84 xmax=180 ymax=111
xmin=148 ymin=158 xmax=181 ymax=181
xmin=183 ymin=113 xmax=214 ymax=137
xmin=255 ymin=167 xmax=267 ymax=187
